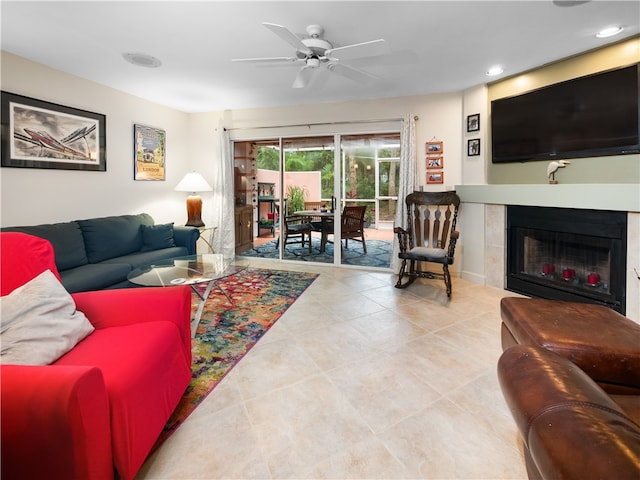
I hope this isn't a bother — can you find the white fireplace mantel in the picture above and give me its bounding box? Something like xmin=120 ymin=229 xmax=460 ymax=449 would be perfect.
xmin=455 ymin=184 xmax=640 ymax=212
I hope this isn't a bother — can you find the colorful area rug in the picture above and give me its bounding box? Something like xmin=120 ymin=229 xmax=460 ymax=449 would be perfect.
xmin=151 ymin=267 xmax=318 ymax=452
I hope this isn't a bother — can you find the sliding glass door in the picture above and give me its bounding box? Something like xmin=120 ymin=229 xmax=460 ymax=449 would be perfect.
xmin=339 ymin=134 xmax=398 ymax=267
xmin=280 ymin=136 xmax=335 ymax=264
xmin=236 ymin=131 xmax=397 ymax=268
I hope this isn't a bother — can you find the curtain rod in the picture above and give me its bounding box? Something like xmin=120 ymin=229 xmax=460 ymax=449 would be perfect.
xmin=225 ymin=115 xmax=418 ymax=132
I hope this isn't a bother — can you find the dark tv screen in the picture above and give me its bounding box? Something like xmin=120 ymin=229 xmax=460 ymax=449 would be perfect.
xmin=491 ymin=64 xmax=640 ymax=163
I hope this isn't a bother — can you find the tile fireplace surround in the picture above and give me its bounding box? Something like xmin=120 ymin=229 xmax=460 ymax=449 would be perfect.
xmin=456 ymin=184 xmax=640 ymax=322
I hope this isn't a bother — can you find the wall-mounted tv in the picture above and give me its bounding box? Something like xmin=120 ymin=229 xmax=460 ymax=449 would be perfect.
xmin=491 ymin=64 xmax=640 ymax=163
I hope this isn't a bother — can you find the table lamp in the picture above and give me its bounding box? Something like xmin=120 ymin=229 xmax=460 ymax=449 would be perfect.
xmin=174 ymin=171 xmax=213 ymax=227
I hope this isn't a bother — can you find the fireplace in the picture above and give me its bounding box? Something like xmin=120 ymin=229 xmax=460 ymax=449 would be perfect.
xmin=506 ymin=206 xmax=627 ymax=313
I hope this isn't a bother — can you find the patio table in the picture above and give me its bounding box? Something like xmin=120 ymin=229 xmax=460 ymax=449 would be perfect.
xmin=293 ymin=210 xmax=334 ymax=252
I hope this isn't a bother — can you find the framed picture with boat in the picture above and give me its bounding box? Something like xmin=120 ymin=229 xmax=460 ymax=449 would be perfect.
xmin=0 ymin=91 xmax=106 ymax=171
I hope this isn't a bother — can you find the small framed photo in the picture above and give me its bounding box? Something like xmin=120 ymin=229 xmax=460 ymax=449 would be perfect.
xmin=134 ymin=124 xmax=166 ymax=181
xmin=467 ymin=138 xmax=481 ymax=156
xmin=467 ymin=113 xmax=480 ymax=132
xmin=427 ymin=171 xmax=444 ymax=184
xmin=426 ymin=141 xmax=443 ymax=155
xmin=426 ymin=156 xmax=443 ymax=169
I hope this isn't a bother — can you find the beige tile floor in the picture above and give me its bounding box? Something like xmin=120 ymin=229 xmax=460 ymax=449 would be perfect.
xmin=137 ymin=258 xmax=527 ymax=480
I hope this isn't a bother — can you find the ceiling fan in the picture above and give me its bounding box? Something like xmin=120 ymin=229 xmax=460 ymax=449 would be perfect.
xmin=232 ymin=23 xmax=390 ymax=88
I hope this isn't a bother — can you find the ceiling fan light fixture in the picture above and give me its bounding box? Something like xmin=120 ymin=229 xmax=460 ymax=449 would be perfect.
xmin=122 ymin=52 xmax=162 ymax=68
xmin=596 ymin=26 xmax=623 ymax=38
xmin=486 ymin=65 xmax=504 ymax=76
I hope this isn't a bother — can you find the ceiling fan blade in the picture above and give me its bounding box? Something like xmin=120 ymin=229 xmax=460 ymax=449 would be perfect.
xmin=232 ymin=56 xmax=299 ymax=64
xmin=350 ymin=49 xmax=419 ymax=68
xmin=292 ymin=65 xmax=316 ymax=88
xmin=231 ymin=57 xmax=299 ymax=63
xmin=325 ymin=39 xmax=389 ymax=61
xmin=263 ymin=22 xmax=313 ymax=56
xmin=327 ymin=63 xmax=377 ymax=84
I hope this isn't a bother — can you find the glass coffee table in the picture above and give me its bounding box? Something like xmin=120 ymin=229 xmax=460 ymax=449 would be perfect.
xmin=127 ymin=254 xmax=245 ymax=337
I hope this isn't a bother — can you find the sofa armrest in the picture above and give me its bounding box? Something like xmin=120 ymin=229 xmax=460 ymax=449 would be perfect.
xmin=498 ymin=345 xmax=640 ymax=479
xmin=173 ymin=226 xmax=200 ymax=255
xmin=72 ymin=286 xmax=192 ymax=362
xmin=1 ymin=365 xmax=113 ymax=480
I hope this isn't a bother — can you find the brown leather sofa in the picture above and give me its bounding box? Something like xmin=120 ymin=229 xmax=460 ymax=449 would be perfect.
xmin=498 ymin=297 xmax=640 ymax=479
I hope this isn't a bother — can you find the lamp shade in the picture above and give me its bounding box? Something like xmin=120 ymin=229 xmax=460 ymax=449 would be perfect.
xmin=174 ymin=172 xmax=212 ymax=193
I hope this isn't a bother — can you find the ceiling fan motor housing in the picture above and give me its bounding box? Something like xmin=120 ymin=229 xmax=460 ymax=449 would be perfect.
xmin=301 ymin=37 xmax=332 ymax=56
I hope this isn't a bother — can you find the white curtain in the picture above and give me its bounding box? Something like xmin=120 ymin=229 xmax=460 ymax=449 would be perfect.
xmin=391 ymin=114 xmax=417 ymax=272
xmin=212 ymin=127 xmax=236 ymax=261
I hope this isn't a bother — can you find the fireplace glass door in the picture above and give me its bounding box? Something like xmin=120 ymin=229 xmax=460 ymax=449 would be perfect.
xmin=507 ymin=206 xmax=626 ymax=313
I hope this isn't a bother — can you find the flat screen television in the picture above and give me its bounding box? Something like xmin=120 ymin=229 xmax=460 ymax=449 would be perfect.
xmin=491 ymin=64 xmax=640 ymax=163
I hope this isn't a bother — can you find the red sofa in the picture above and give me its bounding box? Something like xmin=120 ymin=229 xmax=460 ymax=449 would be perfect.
xmin=1 ymin=233 xmax=193 ymax=480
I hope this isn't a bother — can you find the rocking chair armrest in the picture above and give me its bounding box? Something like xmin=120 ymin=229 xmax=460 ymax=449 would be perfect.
xmin=447 ymin=230 xmax=460 ymax=257
xmin=394 ymin=226 xmax=411 ymax=252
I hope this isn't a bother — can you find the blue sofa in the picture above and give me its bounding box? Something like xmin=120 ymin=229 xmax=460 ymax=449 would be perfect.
xmin=3 ymin=213 xmax=199 ymax=293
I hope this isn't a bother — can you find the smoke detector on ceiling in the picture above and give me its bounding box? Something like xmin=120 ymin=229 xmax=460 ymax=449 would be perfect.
xmin=122 ymin=52 xmax=162 ymax=68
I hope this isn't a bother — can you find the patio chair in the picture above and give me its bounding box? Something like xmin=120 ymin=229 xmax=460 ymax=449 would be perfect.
xmin=394 ymin=191 xmax=460 ymax=297
xmin=321 ymin=205 xmax=367 ymax=253
xmin=276 ymin=215 xmax=313 ymax=253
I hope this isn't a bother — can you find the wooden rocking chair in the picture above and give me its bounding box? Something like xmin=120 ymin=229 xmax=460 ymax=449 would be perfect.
xmin=394 ymin=191 xmax=461 ymax=297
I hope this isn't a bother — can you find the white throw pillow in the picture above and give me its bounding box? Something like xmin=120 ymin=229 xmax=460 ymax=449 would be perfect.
xmin=0 ymin=269 xmax=94 ymax=365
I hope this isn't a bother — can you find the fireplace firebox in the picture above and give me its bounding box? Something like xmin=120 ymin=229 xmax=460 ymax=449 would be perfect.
xmin=506 ymin=206 xmax=627 ymax=313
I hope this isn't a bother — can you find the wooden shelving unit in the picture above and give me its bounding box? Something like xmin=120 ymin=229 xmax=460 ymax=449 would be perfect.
xmin=258 ymin=182 xmax=277 ymax=237
xmin=234 ymin=142 xmax=257 ymax=253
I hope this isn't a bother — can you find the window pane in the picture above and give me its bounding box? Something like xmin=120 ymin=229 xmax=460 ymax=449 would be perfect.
xmin=378 ymin=199 xmax=397 ymax=222
xmin=379 ymin=160 xmax=399 ymax=197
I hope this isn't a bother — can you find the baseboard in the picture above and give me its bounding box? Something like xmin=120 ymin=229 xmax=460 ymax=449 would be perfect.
xmin=461 ymin=271 xmax=485 ymax=285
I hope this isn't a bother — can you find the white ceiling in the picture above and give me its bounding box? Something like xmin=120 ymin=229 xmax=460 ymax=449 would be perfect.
xmin=2 ymin=1 xmax=638 ymax=113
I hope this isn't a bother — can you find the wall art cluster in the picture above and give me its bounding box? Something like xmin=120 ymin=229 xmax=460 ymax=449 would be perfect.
xmin=425 ymin=140 xmax=444 ymax=184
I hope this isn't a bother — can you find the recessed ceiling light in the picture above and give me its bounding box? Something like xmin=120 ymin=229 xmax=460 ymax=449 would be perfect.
xmin=122 ymin=52 xmax=162 ymax=68
xmin=596 ymin=26 xmax=623 ymax=38
xmin=486 ymin=65 xmax=504 ymax=77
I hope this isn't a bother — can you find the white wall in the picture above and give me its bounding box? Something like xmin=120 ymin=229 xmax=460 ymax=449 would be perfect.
xmin=459 ymin=85 xmax=489 ymax=282
xmin=1 ymin=51 xmax=191 ymax=227
xmin=183 ymin=111 xmax=225 ymax=228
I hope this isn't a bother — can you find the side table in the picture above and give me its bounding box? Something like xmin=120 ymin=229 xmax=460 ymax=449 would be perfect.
xmin=197 ymin=226 xmax=217 ymax=253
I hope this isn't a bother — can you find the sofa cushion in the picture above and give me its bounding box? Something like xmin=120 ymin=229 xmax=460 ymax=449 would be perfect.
xmin=500 ymin=297 xmax=640 ymax=393
xmin=2 ymin=221 xmax=88 ymax=271
xmin=78 ymin=214 xmax=154 ymax=263
xmin=100 ymin=247 xmax=189 ymax=270
xmin=61 ymin=263 xmax=133 ymax=294
xmin=140 ymin=223 xmax=176 ymax=251
xmin=0 ymin=269 xmax=95 ymax=365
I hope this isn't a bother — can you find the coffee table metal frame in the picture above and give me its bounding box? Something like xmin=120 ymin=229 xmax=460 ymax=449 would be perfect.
xmin=127 ymin=255 xmax=244 ymax=337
